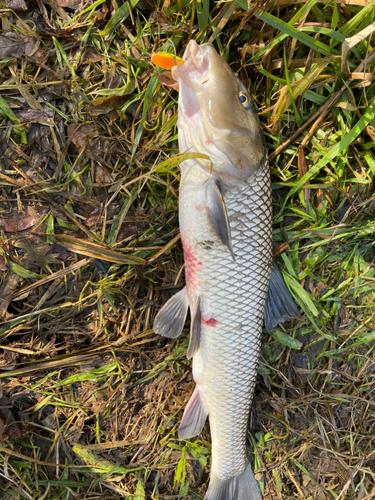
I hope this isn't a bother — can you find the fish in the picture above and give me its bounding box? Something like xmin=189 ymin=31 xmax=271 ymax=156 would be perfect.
xmin=153 ymin=40 xmax=300 ymax=500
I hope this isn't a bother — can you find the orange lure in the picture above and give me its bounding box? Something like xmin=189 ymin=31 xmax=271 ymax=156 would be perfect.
xmin=151 ymin=51 xmax=185 ymax=70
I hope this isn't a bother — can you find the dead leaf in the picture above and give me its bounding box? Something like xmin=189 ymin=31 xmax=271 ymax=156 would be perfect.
xmin=90 ymin=95 xmax=128 ymax=116
xmin=0 ymin=395 xmax=22 ymax=441
xmin=49 ymin=243 xmax=70 ymax=261
xmin=0 ymin=256 xmax=7 ymax=272
xmin=86 ymin=47 xmax=103 ymax=63
xmin=5 ymin=0 xmax=27 ymax=9
xmin=158 ymin=71 xmax=179 ymax=91
xmin=16 ymin=109 xmax=54 ymax=124
xmin=336 ymin=102 xmax=358 ymax=111
xmin=95 ymin=165 xmax=112 ymax=184
xmin=94 ymin=2 xmax=109 ymax=20
xmin=54 ymin=0 xmax=80 ymax=7
xmin=86 ymin=207 xmax=102 ymax=228
xmin=67 ymin=123 xmax=99 ymax=150
xmin=129 ymin=46 xmax=143 ymax=60
xmin=0 ymin=33 xmax=37 ymax=60
xmin=342 ymin=21 xmax=375 ymax=78
xmin=118 ymin=220 xmax=138 ymax=241
xmin=1 ymin=213 xmax=39 ymax=232
xmin=149 ymin=10 xmax=169 ymax=24
xmin=0 ymin=273 xmax=21 ymax=321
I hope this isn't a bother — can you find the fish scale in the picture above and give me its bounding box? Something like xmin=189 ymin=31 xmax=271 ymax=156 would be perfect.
xmin=179 ymin=160 xmax=272 ymax=481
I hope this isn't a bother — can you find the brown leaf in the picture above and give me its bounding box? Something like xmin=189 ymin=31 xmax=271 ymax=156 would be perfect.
xmin=0 ymin=395 xmax=22 ymax=441
xmin=67 ymin=123 xmax=99 ymax=150
xmin=1 ymin=213 xmax=39 ymax=232
xmin=94 ymin=2 xmax=109 ymax=20
xmin=16 ymin=109 xmax=53 ymax=124
xmin=90 ymin=95 xmax=128 ymax=116
xmin=118 ymin=220 xmax=138 ymax=241
xmin=86 ymin=207 xmax=102 ymax=228
xmin=129 ymin=46 xmax=143 ymax=60
xmin=158 ymin=71 xmax=179 ymax=91
xmin=5 ymin=0 xmax=27 ymax=9
xmin=0 ymin=256 xmax=7 ymax=272
xmin=54 ymin=0 xmax=80 ymax=7
xmin=95 ymin=165 xmax=112 ymax=184
xmin=149 ymin=11 xmax=169 ymax=24
xmin=0 ymin=273 xmax=21 ymax=321
xmin=4 ymin=422 xmax=22 ymax=440
xmin=49 ymin=243 xmax=70 ymax=261
xmin=0 ymin=33 xmax=36 ymax=59
xmin=86 ymin=47 xmax=103 ymax=63
xmin=105 ymin=68 xmax=122 ymax=89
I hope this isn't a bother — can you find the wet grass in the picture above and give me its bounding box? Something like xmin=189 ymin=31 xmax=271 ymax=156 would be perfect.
xmin=1 ymin=0 xmax=375 ymax=498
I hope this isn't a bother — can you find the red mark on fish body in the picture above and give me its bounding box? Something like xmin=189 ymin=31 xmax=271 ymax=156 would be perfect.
xmin=202 ymin=317 xmax=218 ymax=327
xmin=195 ymin=204 xmax=205 ymax=212
xmin=181 ymin=237 xmax=201 ymax=299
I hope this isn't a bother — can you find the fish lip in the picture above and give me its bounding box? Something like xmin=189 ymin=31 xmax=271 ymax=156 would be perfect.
xmin=171 ymin=40 xmax=210 ymax=90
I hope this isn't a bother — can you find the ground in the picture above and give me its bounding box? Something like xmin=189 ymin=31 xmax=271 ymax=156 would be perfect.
xmin=1 ymin=0 xmax=375 ymax=499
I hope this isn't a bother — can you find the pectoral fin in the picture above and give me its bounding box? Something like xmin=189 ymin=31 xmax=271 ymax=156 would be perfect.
xmin=264 ymin=266 xmax=301 ymax=332
xmin=187 ymin=295 xmax=201 ymax=359
xmin=153 ymin=287 xmax=189 ymax=338
xmin=206 ymin=180 xmax=235 ymax=260
xmin=178 ymin=387 xmax=208 ymax=440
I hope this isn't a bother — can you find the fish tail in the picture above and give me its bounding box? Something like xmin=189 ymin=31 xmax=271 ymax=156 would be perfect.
xmin=205 ymin=463 xmax=262 ymax=500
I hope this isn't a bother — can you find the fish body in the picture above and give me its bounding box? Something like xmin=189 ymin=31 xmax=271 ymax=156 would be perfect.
xmin=154 ymin=41 xmax=299 ymax=500
xmin=179 ymin=163 xmax=271 ymax=494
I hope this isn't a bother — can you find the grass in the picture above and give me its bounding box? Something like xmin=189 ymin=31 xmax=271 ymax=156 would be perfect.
xmin=1 ymin=0 xmax=375 ymax=498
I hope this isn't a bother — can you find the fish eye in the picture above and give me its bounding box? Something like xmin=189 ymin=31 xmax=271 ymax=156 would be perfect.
xmin=239 ymin=92 xmax=251 ymax=108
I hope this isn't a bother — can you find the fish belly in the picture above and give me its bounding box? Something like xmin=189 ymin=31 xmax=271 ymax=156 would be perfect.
xmin=179 ymin=162 xmax=272 ymax=480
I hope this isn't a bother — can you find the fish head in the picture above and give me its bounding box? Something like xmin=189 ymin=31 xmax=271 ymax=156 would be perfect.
xmin=172 ymin=40 xmax=267 ymax=183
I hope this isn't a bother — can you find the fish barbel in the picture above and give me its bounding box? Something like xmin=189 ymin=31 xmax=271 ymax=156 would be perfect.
xmin=154 ymin=40 xmax=299 ymax=500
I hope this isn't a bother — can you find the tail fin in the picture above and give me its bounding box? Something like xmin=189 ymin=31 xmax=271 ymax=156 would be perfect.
xmin=205 ymin=463 xmax=262 ymax=500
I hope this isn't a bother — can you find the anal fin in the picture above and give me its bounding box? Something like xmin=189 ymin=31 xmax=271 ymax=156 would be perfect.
xmin=153 ymin=287 xmax=189 ymax=338
xmin=187 ymin=295 xmax=201 ymax=359
xmin=206 ymin=180 xmax=235 ymax=261
xmin=264 ymin=266 xmax=301 ymax=333
xmin=178 ymin=387 xmax=208 ymax=440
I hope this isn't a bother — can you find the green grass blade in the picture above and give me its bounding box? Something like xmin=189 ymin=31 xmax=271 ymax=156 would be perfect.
xmin=100 ymin=0 xmax=140 ymax=36
xmin=131 ymin=75 xmax=160 ymax=161
xmin=0 ymin=95 xmax=20 ymax=122
xmin=258 ymin=11 xmax=340 ymax=57
xmin=338 ymin=0 xmax=375 ymax=37
xmin=287 ymin=99 xmax=375 ymax=200
xmin=271 ymin=330 xmax=303 ymax=350
xmin=196 ymin=0 xmax=209 ymax=32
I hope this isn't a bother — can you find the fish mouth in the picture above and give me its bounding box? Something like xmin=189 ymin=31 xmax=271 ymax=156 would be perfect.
xmin=171 ymin=40 xmax=210 ymax=91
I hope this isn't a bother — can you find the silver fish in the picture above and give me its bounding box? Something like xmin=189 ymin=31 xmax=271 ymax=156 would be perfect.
xmin=154 ymin=40 xmax=299 ymax=500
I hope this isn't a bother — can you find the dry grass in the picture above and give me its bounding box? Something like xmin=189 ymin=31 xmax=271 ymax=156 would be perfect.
xmin=1 ymin=0 xmax=375 ymax=498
